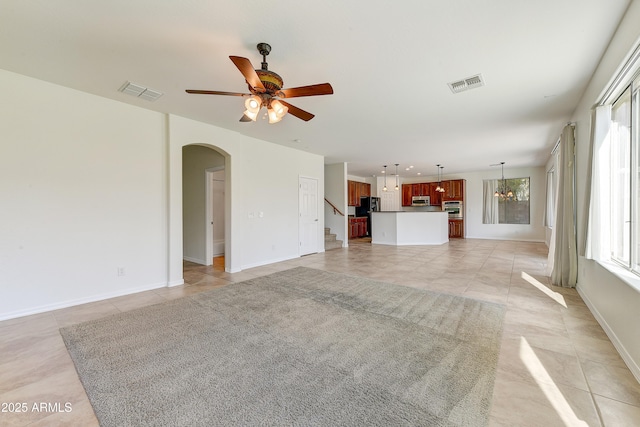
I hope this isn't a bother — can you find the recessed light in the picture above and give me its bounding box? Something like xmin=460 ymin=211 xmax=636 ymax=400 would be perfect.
xmin=417 ymin=172 xmax=422 ymax=175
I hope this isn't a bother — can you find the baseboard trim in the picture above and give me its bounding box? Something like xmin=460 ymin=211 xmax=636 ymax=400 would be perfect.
xmin=464 ymin=236 xmax=546 ymax=243
xmin=577 ymin=286 xmax=640 ymax=383
xmin=0 ymin=281 xmax=168 ymax=322
xmin=167 ymin=279 xmax=185 ymax=287
xmin=183 ymin=256 xmax=206 ymax=265
xmin=241 ymin=254 xmax=299 ymax=271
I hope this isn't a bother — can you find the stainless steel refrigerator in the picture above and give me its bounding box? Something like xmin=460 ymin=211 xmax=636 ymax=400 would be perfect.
xmin=355 ymin=196 xmax=380 ymax=236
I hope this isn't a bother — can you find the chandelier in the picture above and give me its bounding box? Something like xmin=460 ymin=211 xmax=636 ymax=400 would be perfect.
xmin=494 ymin=162 xmax=513 ymax=199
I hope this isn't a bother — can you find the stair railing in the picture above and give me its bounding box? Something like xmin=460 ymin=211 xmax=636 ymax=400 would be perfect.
xmin=324 ymin=198 xmax=345 ymax=216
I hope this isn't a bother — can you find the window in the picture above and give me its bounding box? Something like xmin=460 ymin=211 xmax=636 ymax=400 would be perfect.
xmin=482 ymin=177 xmax=530 ymax=224
xmin=607 ymin=73 xmax=640 ymax=273
xmin=545 ymin=167 xmax=555 ymax=228
xmin=610 ymin=86 xmax=631 ymax=266
xmin=634 ymin=77 xmax=640 ymax=272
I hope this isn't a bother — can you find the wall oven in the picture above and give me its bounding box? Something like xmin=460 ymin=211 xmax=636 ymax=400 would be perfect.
xmin=443 ymin=200 xmax=463 ymax=218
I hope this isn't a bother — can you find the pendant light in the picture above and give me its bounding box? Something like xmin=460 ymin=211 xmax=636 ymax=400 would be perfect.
xmin=394 ymin=164 xmax=399 ymax=190
xmin=436 ymin=164 xmax=445 ymax=193
xmin=383 ymin=165 xmax=388 ymax=191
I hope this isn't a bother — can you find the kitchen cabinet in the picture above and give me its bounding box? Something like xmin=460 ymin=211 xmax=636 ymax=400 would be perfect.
xmin=359 ymin=182 xmax=371 ymax=197
xmin=348 ymin=217 xmax=368 ymax=238
xmin=448 ymin=219 xmax=464 ymax=238
xmin=401 ymin=184 xmax=413 ymax=206
xmin=441 ymin=179 xmax=464 ymax=201
xmin=429 ymin=183 xmax=442 ymax=206
xmin=402 ymin=183 xmax=430 ymax=206
xmin=348 ymin=180 xmax=371 ymax=206
xmin=348 ymin=181 xmax=359 ymax=206
xmin=409 ymin=183 xmax=429 ymax=196
xmin=402 ymin=179 xmax=464 ymax=207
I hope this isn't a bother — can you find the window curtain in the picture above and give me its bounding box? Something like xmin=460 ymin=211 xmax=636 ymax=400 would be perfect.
xmin=543 ymin=168 xmax=555 ymax=227
xmin=482 ymin=180 xmax=499 ymax=224
xmin=549 ymin=124 xmax=577 ymax=287
xmin=584 ymin=105 xmax=612 ymax=261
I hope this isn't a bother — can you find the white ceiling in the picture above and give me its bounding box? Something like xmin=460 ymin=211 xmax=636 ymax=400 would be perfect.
xmin=0 ymin=1 xmax=631 ymax=178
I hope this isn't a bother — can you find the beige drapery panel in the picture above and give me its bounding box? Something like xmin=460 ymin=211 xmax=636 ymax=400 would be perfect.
xmin=549 ymin=124 xmax=577 ymax=287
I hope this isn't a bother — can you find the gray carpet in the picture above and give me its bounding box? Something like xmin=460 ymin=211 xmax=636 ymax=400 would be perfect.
xmin=61 ymin=267 xmax=505 ymax=427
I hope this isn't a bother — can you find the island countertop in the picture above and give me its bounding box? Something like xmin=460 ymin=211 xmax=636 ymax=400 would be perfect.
xmin=371 ymin=211 xmax=448 ymax=245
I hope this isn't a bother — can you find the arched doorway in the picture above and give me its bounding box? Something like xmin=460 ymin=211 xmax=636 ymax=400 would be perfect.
xmin=182 ymin=144 xmax=228 ymax=270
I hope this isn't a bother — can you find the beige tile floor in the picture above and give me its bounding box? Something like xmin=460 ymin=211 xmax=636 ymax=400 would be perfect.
xmin=1 ymin=239 xmax=639 ymax=426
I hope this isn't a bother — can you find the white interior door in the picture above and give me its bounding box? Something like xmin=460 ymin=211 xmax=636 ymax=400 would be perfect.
xmin=205 ymin=168 xmax=225 ymax=264
xmin=211 ymin=170 xmax=225 ymax=256
xmin=299 ymin=177 xmax=318 ymax=255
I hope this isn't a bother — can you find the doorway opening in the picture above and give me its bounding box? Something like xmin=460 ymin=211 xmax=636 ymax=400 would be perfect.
xmin=182 ymin=144 xmax=228 ymax=270
xmin=212 ymin=256 xmax=225 ymax=271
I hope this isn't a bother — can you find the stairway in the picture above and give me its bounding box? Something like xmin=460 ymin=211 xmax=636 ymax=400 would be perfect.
xmin=324 ymin=227 xmax=343 ymax=251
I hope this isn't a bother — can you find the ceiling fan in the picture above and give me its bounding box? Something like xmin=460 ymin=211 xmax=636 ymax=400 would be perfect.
xmin=186 ymin=42 xmax=333 ymax=123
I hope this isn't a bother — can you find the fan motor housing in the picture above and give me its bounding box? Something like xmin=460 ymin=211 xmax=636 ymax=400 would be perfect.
xmin=255 ymin=70 xmax=283 ymax=93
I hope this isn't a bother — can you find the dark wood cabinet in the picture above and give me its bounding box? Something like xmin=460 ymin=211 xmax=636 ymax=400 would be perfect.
xmin=347 ymin=180 xmax=371 ymax=206
xmin=348 ymin=180 xmax=359 ymax=206
xmin=429 ymin=183 xmax=442 ymax=206
xmin=448 ymin=219 xmax=463 ymax=238
xmin=441 ymin=179 xmax=464 ymax=200
xmin=401 ymin=184 xmax=412 ymax=206
xmin=348 ymin=217 xmax=368 ymax=238
xmin=359 ymin=182 xmax=371 ymax=197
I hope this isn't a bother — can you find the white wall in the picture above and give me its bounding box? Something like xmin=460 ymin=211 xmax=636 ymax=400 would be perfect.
xmin=168 ymin=115 xmax=325 ymax=279
xmin=324 ymin=163 xmax=347 ymax=245
xmin=460 ymin=167 xmax=545 ymax=242
xmin=0 ymin=69 xmax=326 ymax=320
xmin=0 ymin=69 xmax=168 ymax=319
xmin=571 ymin=1 xmax=640 ymax=379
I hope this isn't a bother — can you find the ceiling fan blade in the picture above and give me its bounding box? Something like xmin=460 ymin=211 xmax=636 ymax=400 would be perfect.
xmin=185 ymin=90 xmax=249 ymax=96
xmin=239 ymin=114 xmax=253 ymax=122
xmin=279 ymin=101 xmax=315 ymax=121
xmin=279 ymin=83 xmax=333 ymax=98
xmin=229 ymin=56 xmax=266 ymax=92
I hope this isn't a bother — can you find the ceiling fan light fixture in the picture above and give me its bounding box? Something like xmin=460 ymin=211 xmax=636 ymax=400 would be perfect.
xmin=267 ymin=107 xmax=286 ymax=124
xmin=243 ymin=95 xmax=262 ymax=121
xmin=243 ymin=109 xmax=259 ymax=121
xmin=270 ymin=99 xmax=288 ymax=118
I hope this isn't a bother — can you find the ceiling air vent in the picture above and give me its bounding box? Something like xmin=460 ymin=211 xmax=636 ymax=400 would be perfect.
xmin=118 ymin=81 xmax=163 ymax=101
xmin=447 ymin=74 xmax=484 ymax=94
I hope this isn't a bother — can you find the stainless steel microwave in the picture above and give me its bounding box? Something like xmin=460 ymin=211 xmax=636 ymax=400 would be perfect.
xmin=443 ymin=200 xmax=463 ymax=218
xmin=411 ymin=196 xmax=431 ymax=206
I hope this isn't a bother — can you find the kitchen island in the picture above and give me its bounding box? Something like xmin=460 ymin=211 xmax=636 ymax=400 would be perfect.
xmin=371 ymin=211 xmax=448 ymax=245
